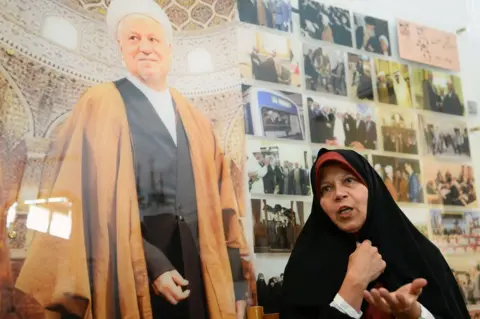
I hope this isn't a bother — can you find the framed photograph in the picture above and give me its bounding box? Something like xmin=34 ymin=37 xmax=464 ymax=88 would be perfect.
xmin=242 ymin=85 xmax=306 ymax=141
xmin=445 ymin=254 xmax=480 ymax=306
xmin=247 ymin=138 xmax=311 ymax=196
xmin=238 ymin=28 xmax=302 ymax=87
xmin=238 ymin=0 xmax=297 ymax=33
xmin=254 ymin=255 xmax=289 ymax=314
xmin=412 ymin=68 xmax=465 ymax=116
xmin=299 ymin=0 xmax=353 ymax=47
xmin=378 ymin=109 xmax=418 ymax=155
xmin=430 ymin=209 xmax=480 ymax=254
xmin=347 ymin=53 xmax=374 ymax=101
xmin=353 ymin=14 xmax=391 ymax=56
xmin=251 ymin=198 xmax=312 ymax=253
xmin=372 ymin=155 xmax=424 ymax=203
xmin=374 ymin=59 xmax=413 ymax=107
xmin=418 ymin=113 xmax=470 ymax=158
xmin=303 ymin=42 xmax=347 ymax=96
xmin=307 ymin=97 xmax=377 ymax=150
xmin=423 ymin=160 xmax=477 ymax=208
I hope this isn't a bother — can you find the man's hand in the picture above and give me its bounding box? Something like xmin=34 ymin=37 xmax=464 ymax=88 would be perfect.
xmin=152 ymin=270 xmax=190 ymax=305
xmin=363 ymin=278 xmax=427 ymax=319
xmin=235 ymin=300 xmax=247 ymax=319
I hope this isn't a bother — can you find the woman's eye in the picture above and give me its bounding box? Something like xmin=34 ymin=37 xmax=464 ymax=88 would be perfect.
xmin=321 ymin=186 xmax=332 ymax=193
xmin=344 ymin=177 xmax=355 ymax=184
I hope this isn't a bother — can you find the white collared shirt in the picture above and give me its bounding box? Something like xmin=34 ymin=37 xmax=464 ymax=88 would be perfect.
xmin=126 ymin=74 xmax=177 ymax=145
xmin=330 ymin=294 xmax=435 ymax=319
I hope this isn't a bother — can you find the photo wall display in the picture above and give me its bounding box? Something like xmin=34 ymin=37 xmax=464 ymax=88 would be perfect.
xmin=303 ymin=42 xmax=347 ymax=96
xmin=418 ymin=112 xmax=470 ymax=159
xmin=237 ymin=0 xmax=298 ymax=33
xmin=378 ymin=108 xmax=418 ymax=155
xmin=306 ymin=96 xmax=377 ymax=150
xmin=251 ymin=198 xmax=312 ymax=253
xmin=353 ymin=14 xmax=391 ymax=56
xmin=246 ymin=137 xmax=312 ymax=197
xmin=373 ymin=59 xmax=413 ymax=107
xmin=412 ymin=67 xmax=465 ymax=116
xmin=236 ymin=1 xmax=478 ymax=313
xmin=423 ymin=159 xmax=477 ymax=208
xmin=238 ymin=27 xmax=302 ymax=88
xmin=242 ymin=84 xmax=306 ymax=141
xmin=372 ymin=155 xmax=424 ymax=204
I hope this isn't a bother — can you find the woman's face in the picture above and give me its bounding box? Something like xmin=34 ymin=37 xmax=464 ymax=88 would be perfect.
xmin=319 ymin=164 xmax=368 ymax=233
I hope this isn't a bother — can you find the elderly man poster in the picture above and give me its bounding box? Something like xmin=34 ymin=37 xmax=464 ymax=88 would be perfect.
xmin=14 ymin=0 xmax=252 ymax=318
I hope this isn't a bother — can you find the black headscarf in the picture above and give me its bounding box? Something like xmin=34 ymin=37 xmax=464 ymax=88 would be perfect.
xmin=280 ymin=148 xmax=469 ymax=318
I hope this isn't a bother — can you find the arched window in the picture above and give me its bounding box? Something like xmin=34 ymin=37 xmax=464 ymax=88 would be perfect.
xmin=41 ymin=16 xmax=79 ymax=50
xmin=187 ymin=48 xmax=214 ymax=73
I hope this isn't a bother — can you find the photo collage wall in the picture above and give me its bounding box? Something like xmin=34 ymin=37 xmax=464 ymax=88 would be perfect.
xmin=238 ymin=0 xmax=478 ymax=315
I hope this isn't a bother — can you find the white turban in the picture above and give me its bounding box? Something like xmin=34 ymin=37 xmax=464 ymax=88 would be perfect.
xmin=106 ymin=0 xmax=173 ymax=41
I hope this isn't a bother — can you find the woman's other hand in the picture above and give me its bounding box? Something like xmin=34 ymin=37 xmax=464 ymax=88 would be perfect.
xmin=337 ymin=240 xmax=386 ymax=312
xmin=363 ymin=278 xmax=428 ymax=319
xmin=347 ymin=240 xmax=386 ymax=287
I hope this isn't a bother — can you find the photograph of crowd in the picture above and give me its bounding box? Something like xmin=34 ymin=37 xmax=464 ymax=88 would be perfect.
xmin=238 ymin=0 xmax=296 ymax=33
xmin=412 ymin=68 xmax=465 ymax=116
xmin=238 ymin=28 xmax=301 ymax=87
xmin=445 ymin=254 xmax=480 ymax=306
xmin=424 ymin=160 xmax=477 ymax=207
xmin=418 ymin=114 xmax=470 ymax=158
xmin=374 ymin=59 xmax=412 ymax=107
xmin=247 ymin=139 xmax=311 ymax=196
xmin=430 ymin=210 xmax=480 ymax=256
xmin=256 ymin=271 xmax=284 ymax=314
xmin=372 ymin=155 xmax=424 ymax=203
xmin=298 ymin=0 xmax=353 ymax=47
xmin=354 ymin=14 xmax=391 ymax=56
xmin=242 ymin=85 xmax=306 ymax=141
xmin=379 ymin=109 xmax=418 ymax=154
xmin=307 ymin=97 xmax=377 ymax=150
xmin=303 ymin=43 xmax=347 ymax=95
xmin=347 ymin=53 xmax=374 ymax=101
xmin=251 ymin=198 xmax=312 ymax=253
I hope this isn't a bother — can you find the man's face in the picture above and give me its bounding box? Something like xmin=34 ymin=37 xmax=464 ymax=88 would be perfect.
xmin=118 ymin=15 xmax=172 ymax=83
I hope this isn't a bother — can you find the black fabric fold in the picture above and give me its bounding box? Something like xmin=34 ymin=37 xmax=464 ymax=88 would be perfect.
xmin=280 ymin=148 xmax=469 ymax=319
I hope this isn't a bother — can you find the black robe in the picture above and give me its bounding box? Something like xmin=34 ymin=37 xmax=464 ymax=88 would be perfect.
xmin=279 ymin=148 xmax=470 ymax=319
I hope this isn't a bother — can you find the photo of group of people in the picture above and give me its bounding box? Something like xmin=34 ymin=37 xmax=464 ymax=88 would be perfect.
xmin=303 ymin=43 xmax=347 ymax=95
xmin=412 ymin=68 xmax=465 ymax=116
xmin=238 ymin=28 xmax=301 ymax=87
xmin=247 ymin=139 xmax=311 ymax=196
xmin=379 ymin=109 xmax=418 ymax=154
xmin=430 ymin=210 xmax=480 ymax=254
xmin=418 ymin=114 xmax=470 ymax=158
xmin=354 ymin=14 xmax=391 ymax=56
xmin=374 ymin=59 xmax=413 ymax=107
xmin=347 ymin=53 xmax=374 ymax=101
xmin=372 ymin=155 xmax=424 ymax=203
xmin=424 ymin=160 xmax=477 ymax=207
xmin=298 ymin=0 xmax=352 ymax=47
xmin=238 ymin=0 xmax=296 ymax=33
xmin=256 ymin=271 xmax=284 ymax=314
xmin=307 ymin=97 xmax=377 ymax=150
xmin=252 ymin=198 xmax=311 ymax=253
xmin=242 ymin=85 xmax=306 ymax=141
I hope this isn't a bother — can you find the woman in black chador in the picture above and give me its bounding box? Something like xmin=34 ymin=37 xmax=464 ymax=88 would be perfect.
xmin=280 ymin=148 xmax=469 ymax=318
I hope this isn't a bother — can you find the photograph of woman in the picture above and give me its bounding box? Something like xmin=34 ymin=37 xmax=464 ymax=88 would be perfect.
xmin=280 ymin=148 xmax=469 ymax=318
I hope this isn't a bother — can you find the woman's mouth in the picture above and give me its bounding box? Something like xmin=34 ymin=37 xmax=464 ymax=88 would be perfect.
xmin=337 ymin=206 xmax=353 ymax=218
